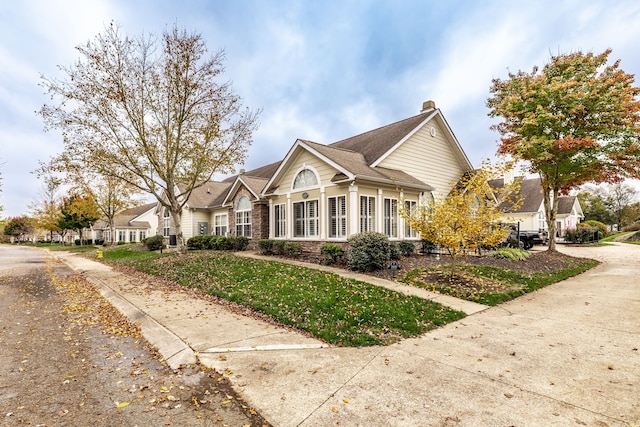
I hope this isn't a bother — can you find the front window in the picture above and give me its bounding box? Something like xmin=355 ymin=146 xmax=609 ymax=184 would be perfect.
xmin=384 ymin=198 xmax=398 ymax=238
xmin=139 ymin=230 xmax=147 ymax=240
xmin=214 ymin=214 xmax=228 ymax=236
xmin=293 ymin=200 xmax=318 ymax=238
xmin=538 ymin=210 xmax=546 ymax=231
xmin=293 ymin=168 xmax=318 ymax=189
xmin=236 ymin=196 xmax=252 ymax=237
xmin=404 ymin=200 xmax=417 ymax=238
xmin=274 ymin=204 xmax=286 ymax=238
xmin=129 ymin=230 xmax=137 ymax=242
xmin=360 ymin=196 xmax=375 ymax=232
xmin=163 ymin=210 xmax=170 ymax=237
xmin=118 ymin=230 xmax=126 ymax=242
xmin=328 ymin=196 xmax=347 ymax=238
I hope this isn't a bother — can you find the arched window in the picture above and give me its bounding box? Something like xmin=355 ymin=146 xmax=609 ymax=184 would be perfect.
xmin=293 ymin=168 xmax=318 ymax=189
xmin=236 ymin=196 xmax=252 ymax=237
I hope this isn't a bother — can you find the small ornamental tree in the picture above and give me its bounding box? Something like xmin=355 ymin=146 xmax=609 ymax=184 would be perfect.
xmin=487 ymin=50 xmax=640 ymax=251
xmin=401 ymin=164 xmax=520 ymax=276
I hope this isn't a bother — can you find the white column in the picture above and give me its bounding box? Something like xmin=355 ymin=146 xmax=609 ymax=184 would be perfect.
xmin=377 ymin=188 xmax=384 ymax=233
xmin=349 ymin=183 xmax=359 ymax=236
xmin=268 ymin=199 xmax=274 ymax=239
xmin=320 ymin=186 xmax=326 ymax=239
xmin=286 ymin=193 xmax=292 ymax=239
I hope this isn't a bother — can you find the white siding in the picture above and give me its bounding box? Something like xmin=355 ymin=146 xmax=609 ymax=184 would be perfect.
xmin=378 ymin=118 xmax=470 ymax=200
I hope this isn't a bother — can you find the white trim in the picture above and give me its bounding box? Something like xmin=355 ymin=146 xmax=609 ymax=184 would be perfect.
xmin=222 ymin=176 xmax=261 ymax=207
xmin=262 ymin=139 xmax=355 ymax=197
xmin=371 ymin=110 xmax=473 ymax=171
xmin=291 ymin=164 xmax=321 ymax=191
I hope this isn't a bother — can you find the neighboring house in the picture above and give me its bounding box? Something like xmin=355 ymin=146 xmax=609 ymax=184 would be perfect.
xmin=159 ymin=100 xmax=474 ymax=249
xmin=489 ymin=176 xmax=584 ymax=237
xmin=93 ymin=202 xmax=158 ymax=244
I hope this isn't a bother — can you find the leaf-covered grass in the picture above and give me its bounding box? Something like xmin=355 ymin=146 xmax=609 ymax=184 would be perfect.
xmin=403 ymin=258 xmax=599 ymax=306
xmin=113 ymin=251 xmax=465 ymax=346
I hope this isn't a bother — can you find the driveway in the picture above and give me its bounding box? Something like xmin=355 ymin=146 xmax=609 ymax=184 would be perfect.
xmin=56 ymin=243 xmax=639 ymax=426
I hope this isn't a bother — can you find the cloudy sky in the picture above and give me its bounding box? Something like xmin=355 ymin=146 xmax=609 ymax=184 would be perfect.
xmin=1 ymin=0 xmax=639 ymax=218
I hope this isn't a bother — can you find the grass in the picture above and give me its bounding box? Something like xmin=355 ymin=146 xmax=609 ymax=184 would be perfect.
xmin=105 ymin=250 xmax=465 ymax=347
xmin=403 ymin=258 xmax=599 ymax=306
xmin=34 ymin=242 xmax=98 ymax=253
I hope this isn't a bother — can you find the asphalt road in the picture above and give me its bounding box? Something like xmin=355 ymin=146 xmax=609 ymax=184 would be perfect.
xmin=0 ymin=244 xmax=269 ymax=427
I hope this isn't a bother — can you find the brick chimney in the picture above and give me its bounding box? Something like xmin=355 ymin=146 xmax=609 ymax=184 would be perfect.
xmin=421 ymin=100 xmax=436 ymax=112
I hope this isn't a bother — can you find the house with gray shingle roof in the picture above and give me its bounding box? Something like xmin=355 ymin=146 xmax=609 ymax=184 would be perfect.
xmin=157 ymin=100 xmax=476 ymax=247
xmin=488 ymin=176 xmax=584 ymax=238
xmin=92 ymin=202 xmax=158 ymax=244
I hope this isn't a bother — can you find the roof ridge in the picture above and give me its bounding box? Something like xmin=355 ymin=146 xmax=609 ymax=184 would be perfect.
xmin=329 ymin=111 xmax=430 ymax=147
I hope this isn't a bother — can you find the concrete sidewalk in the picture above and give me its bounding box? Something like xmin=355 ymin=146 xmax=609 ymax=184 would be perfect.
xmin=55 ymin=244 xmax=640 ymax=426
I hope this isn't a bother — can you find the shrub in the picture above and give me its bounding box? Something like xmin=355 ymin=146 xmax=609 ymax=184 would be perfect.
xmin=117 ymin=240 xmax=126 ymax=245
xmin=565 ymin=223 xmax=602 ymax=243
xmin=581 ymin=220 xmax=608 ymax=238
xmin=95 ymin=239 xmax=104 ymax=246
xmin=389 ymin=242 xmax=401 ymax=260
xmin=144 ymin=234 xmax=165 ymax=251
xmin=491 ymin=248 xmax=531 ymax=261
xmin=347 ymin=232 xmax=390 ymax=272
xmin=272 ymin=240 xmax=286 ymax=255
xmin=231 ymin=236 xmax=250 ymax=251
xmin=320 ymin=243 xmax=344 ymax=264
xmin=284 ymin=241 xmax=302 ymax=258
xmin=420 ymin=240 xmax=436 ymax=254
xmin=74 ymin=239 xmax=81 ymax=246
xmin=399 ymin=241 xmax=415 ymax=257
xmin=258 ymin=239 xmax=274 ymax=255
xmin=187 ymin=235 xmax=208 ymax=250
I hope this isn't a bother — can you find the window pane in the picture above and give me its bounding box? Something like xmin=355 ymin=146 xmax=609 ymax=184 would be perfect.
xmin=293 ymin=169 xmax=318 ymax=189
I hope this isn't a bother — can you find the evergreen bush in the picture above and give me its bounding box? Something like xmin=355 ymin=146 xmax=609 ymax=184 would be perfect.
xmin=320 ymin=243 xmax=344 ymax=264
xmin=347 ymin=232 xmax=390 ymax=272
xmin=144 ymin=234 xmax=165 ymax=251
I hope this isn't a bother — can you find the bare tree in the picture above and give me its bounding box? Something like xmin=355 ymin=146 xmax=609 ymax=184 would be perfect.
xmin=39 ymin=23 xmax=260 ymax=252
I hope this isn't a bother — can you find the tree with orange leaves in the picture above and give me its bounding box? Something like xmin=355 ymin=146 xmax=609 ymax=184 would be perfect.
xmin=487 ymin=50 xmax=640 ymax=250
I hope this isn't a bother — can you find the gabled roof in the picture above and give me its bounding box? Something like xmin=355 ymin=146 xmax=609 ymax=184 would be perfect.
xmin=489 ymin=177 xmax=581 ymax=216
xmin=263 ymin=123 xmax=436 ymax=195
xmin=557 ymin=196 xmax=581 ymax=216
xmin=94 ymin=202 xmax=156 ymax=230
xmin=330 ymin=111 xmax=434 ymax=164
xmin=222 ymin=175 xmax=269 ymax=206
xmin=489 ymin=177 xmax=545 ymax=214
xmin=180 ymin=181 xmax=233 ymax=209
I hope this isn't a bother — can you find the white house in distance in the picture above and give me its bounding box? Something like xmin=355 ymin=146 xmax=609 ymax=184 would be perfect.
xmin=489 ymin=176 xmax=584 ymax=237
xmin=93 ymin=202 xmax=158 ymax=244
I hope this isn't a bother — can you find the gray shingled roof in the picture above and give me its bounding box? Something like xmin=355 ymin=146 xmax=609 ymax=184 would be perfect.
xmin=330 ymin=111 xmax=432 ymax=164
xmin=179 ymin=182 xmax=233 ymax=208
xmin=557 ymin=196 xmax=577 ymax=215
xmin=223 ymin=161 xmax=281 ymax=183
xmin=94 ymin=202 xmax=156 ymax=230
xmin=489 ymin=177 xmax=577 ymax=215
xmin=301 ymin=139 xmax=433 ymax=190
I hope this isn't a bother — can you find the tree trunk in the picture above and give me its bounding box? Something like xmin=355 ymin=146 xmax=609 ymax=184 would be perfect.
xmin=170 ymin=207 xmax=186 ymax=254
xmin=543 ymin=186 xmax=561 ymax=251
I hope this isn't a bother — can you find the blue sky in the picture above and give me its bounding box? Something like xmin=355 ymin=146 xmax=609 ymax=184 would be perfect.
xmin=1 ymin=0 xmax=640 ymax=218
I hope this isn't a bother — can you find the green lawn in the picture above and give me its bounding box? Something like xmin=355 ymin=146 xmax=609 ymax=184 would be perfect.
xmin=98 ymin=248 xmax=465 ymax=346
